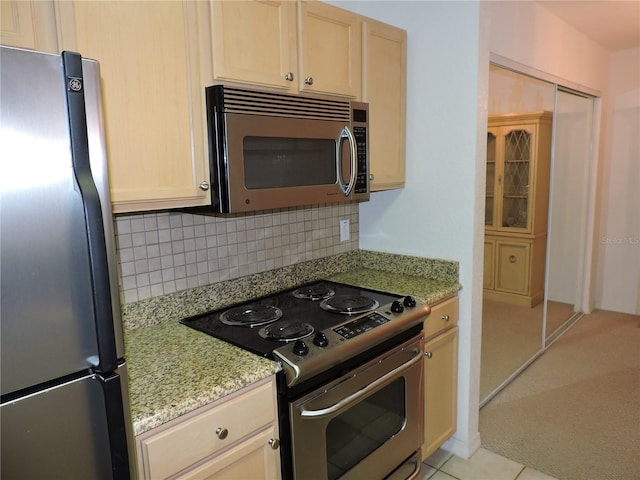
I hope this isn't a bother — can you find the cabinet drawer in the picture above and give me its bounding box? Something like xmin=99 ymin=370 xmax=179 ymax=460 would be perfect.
xmin=140 ymin=381 xmax=275 ymax=479
xmin=425 ymin=296 xmax=459 ymax=339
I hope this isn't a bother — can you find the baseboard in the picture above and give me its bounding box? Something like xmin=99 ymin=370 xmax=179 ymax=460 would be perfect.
xmin=441 ymin=430 xmax=482 ymax=460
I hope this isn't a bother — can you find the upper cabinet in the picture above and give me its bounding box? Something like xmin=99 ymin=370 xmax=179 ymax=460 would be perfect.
xmin=210 ymin=1 xmax=297 ymax=92
xmin=485 ymin=112 xmax=553 ymax=236
xmin=15 ymin=1 xmax=406 ymax=213
xmin=297 ymin=1 xmax=361 ymax=98
xmin=362 ymin=18 xmax=407 ymax=191
xmin=56 ymin=1 xmax=212 ymax=213
xmin=0 ymin=0 xmax=58 ymax=52
xmin=211 ymin=0 xmax=361 ymax=99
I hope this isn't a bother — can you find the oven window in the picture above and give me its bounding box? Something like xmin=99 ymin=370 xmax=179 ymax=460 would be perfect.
xmin=243 ymin=137 xmax=336 ymax=189
xmin=325 ymin=378 xmax=406 ymax=480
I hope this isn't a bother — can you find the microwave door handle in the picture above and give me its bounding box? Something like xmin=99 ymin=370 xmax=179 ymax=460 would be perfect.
xmin=336 ymin=126 xmax=357 ymax=196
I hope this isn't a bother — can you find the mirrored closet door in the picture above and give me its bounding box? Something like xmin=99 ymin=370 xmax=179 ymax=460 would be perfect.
xmin=480 ymin=65 xmax=596 ymax=404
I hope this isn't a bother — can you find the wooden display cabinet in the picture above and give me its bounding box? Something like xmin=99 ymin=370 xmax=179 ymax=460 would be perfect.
xmin=484 ymin=111 xmax=552 ymax=307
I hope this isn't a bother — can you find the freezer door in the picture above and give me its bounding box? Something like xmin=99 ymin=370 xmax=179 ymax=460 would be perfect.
xmin=1 ymin=373 xmax=114 ymax=479
xmin=1 ymin=47 xmax=102 ymax=394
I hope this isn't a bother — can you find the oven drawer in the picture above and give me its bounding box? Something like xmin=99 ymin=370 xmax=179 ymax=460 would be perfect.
xmin=424 ymin=296 xmax=459 ymax=340
xmin=138 ymin=379 xmax=276 ymax=479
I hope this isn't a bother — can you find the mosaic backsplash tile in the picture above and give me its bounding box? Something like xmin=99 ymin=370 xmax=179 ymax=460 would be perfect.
xmin=114 ymin=203 xmax=359 ymax=304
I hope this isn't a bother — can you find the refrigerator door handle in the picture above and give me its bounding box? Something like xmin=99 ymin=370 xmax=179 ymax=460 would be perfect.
xmin=62 ymin=51 xmax=118 ymax=373
xmin=98 ymin=372 xmax=131 ymax=480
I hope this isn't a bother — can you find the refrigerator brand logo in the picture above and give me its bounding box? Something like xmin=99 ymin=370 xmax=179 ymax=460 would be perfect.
xmin=68 ymin=77 xmax=83 ymax=92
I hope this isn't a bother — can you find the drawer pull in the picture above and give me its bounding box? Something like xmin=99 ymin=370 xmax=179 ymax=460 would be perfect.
xmin=424 ymin=351 xmax=432 ymax=359
xmin=268 ymin=438 xmax=280 ymax=450
xmin=441 ymin=314 xmax=450 ymax=321
xmin=509 ymin=255 xmax=517 ymax=263
xmin=215 ymin=427 xmax=228 ymax=440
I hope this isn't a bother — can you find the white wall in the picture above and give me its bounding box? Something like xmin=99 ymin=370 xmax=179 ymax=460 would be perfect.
xmin=329 ymin=0 xmax=486 ymax=459
xmin=595 ymin=47 xmax=640 ymax=314
xmin=328 ymin=0 xmax=638 ymax=461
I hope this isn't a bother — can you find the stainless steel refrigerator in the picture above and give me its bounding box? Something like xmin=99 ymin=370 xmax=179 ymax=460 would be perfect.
xmin=1 ymin=46 xmax=135 ymax=479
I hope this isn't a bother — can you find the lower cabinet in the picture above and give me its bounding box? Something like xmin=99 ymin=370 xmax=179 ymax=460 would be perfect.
xmin=484 ymin=234 xmax=547 ymax=307
xmin=136 ymin=376 xmax=281 ymax=479
xmin=422 ymin=296 xmax=459 ymax=460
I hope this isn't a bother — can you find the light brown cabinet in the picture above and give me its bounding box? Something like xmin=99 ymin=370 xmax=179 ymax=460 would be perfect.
xmin=211 ymin=0 xmax=361 ymax=99
xmin=56 ymin=1 xmax=212 ymax=213
xmin=422 ymin=296 xmax=458 ymax=460
xmin=0 ymin=0 xmax=58 ymax=52
xmin=484 ymin=112 xmax=552 ymax=306
xmin=136 ymin=377 xmax=280 ymax=480
xmin=362 ymin=18 xmax=407 ymax=191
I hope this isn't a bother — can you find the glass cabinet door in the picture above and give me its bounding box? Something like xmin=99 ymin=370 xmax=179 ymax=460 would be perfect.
xmin=485 ymin=131 xmax=497 ymax=229
xmin=501 ymin=127 xmax=533 ymax=231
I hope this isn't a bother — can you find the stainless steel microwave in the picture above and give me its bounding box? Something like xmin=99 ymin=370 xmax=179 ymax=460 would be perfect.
xmin=203 ymin=85 xmax=369 ymax=213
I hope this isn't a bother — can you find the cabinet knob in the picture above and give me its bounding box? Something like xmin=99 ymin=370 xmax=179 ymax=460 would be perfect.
xmin=425 ymin=351 xmax=433 ymax=359
xmin=268 ymin=438 xmax=280 ymax=450
xmin=284 ymin=72 xmax=295 ymax=82
xmin=215 ymin=427 xmax=228 ymax=440
xmin=199 ymin=181 xmax=210 ymax=191
xmin=441 ymin=314 xmax=450 ymax=321
xmin=304 ymin=76 xmax=314 ymax=86
xmin=509 ymin=255 xmax=517 ymax=263
xmin=369 ymin=173 xmax=374 ymax=181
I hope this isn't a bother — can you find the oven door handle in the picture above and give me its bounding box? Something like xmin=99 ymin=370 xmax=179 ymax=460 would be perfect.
xmin=336 ymin=126 xmax=357 ymax=196
xmin=300 ymin=349 xmax=422 ymax=418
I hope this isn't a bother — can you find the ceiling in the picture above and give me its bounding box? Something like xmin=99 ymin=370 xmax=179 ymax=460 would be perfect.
xmin=535 ymin=0 xmax=640 ymax=51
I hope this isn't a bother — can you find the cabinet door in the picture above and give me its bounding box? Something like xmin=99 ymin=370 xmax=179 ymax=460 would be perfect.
xmin=363 ymin=18 xmax=406 ymax=191
xmin=495 ymin=240 xmax=530 ymax=294
xmin=0 ymin=0 xmax=57 ymax=52
xmin=483 ymin=239 xmax=495 ymax=290
xmin=211 ymin=0 xmax=297 ymax=91
xmin=57 ymin=1 xmax=211 ymax=213
xmin=177 ymin=426 xmax=280 ymax=480
xmin=498 ymin=124 xmax=537 ymax=233
xmin=297 ymin=1 xmax=361 ymax=98
xmin=423 ymin=326 xmax=458 ymax=460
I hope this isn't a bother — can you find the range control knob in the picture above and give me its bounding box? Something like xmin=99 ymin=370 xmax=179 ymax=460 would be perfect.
xmin=390 ymin=300 xmax=404 ymax=313
xmin=292 ymin=340 xmax=309 ymax=356
xmin=403 ymin=296 xmax=417 ymax=308
xmin=313 ymin=332 xmax=329 ymax=347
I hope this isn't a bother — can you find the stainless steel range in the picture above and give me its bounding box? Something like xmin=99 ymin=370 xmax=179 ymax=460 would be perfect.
xmin=181 ymin=280 xmax=430 ymax=480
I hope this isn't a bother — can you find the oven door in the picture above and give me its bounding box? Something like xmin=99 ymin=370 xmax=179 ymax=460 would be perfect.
xmin=289 ymin=334 xmax=424 ymax=480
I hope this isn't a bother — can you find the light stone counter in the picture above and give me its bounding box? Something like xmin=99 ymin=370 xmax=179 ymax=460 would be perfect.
xmin=328 ymin=269 xmax=460 ymax=306
xmin=124 ymin=250 xmax=461 ymax=436
xmin=125 ymin=320 xmax=279 ymax=436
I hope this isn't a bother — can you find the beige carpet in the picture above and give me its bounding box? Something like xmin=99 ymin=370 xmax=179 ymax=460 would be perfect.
xmin=481 ymin=299 xmax=579 ymax=400
xmin=480 ymin=310 xmax=640 ymax=480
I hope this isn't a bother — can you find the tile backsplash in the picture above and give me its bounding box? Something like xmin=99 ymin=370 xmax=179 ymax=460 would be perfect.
xmin=114 ymin=203 xmax=359 ymax=304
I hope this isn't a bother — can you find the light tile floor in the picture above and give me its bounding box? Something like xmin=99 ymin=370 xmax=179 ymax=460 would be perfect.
xmin=421 ymin=448 xmax=559 ymax=480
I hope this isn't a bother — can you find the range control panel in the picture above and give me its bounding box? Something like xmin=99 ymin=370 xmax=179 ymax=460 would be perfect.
xmin=333 ymin=312 xmax=390 ymax=339
xmin=273 ymin=296 xmax=430 ymax=387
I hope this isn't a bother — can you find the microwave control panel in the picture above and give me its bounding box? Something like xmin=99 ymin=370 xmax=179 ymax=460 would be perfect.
xmin=352 ymin=104 xmax=369 ymax=195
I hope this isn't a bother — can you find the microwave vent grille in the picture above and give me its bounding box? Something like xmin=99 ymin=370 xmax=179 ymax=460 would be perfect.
xmin=221 ymin=87 xmax=351 ymax=122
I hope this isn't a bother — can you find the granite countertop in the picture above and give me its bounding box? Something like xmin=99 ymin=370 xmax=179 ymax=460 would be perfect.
xmin=124 ymin=250 xmax=461 ymax=436
xmin=125 ymin=321 xmax=279 ymax=436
